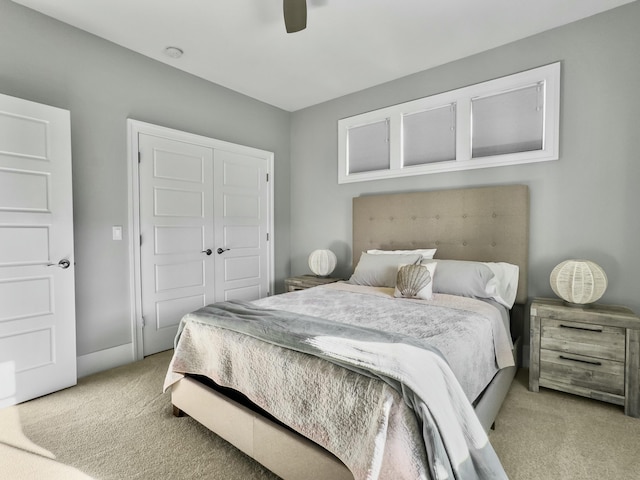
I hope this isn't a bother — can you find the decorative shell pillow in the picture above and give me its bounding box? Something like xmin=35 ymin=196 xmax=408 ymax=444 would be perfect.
xmin=394 ymin=262 xmax=437 ymax=300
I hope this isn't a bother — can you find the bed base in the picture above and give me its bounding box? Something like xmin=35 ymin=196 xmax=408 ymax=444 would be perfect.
xmin=171 ymin=336 xmax=521 ymax=480
xmin=171 ymin=376 xmax=353 ymax=480
xmin=475 ymin=336 xmax=521 ymax=431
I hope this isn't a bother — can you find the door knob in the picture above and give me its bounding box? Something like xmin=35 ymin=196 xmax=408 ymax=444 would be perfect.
xmin=47 ymin=259 xmax=71 ymax=269
xmin=202 ymin=249 xmax=212 ymax=256
xmin=216 ymin=248 xmax=230 ymax=255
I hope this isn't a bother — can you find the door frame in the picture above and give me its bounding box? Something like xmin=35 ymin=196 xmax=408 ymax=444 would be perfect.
xmin=126 ymin=119 xmax=275 ymax=360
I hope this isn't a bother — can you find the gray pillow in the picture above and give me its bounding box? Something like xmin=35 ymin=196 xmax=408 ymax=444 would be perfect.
xmin=349 ymin=252 xmax=422 ymax=287
xmin=422 ymin=259 xmax=496 ymax=299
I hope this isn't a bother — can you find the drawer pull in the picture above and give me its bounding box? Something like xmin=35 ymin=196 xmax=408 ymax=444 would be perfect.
xmin=559 ymin=324 xmax=603 ymax=333
xmin=558 ymin=355 xmax=602 ymax=366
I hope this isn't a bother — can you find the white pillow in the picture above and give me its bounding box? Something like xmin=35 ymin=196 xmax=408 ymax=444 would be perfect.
xmin=483 ymin=262 xmax=519 ymax=308
xmin=367 ymin=248 xmax=437 ymax=261
xmin=394 ymin=262 xmax=437 ymax=300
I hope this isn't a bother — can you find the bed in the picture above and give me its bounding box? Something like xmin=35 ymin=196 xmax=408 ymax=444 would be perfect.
xmin=164 ymin=184 xmax=529 ymax=480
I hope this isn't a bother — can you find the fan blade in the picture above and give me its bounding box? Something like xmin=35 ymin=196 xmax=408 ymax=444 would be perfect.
xmin=283 ymin=0 xmax=307 ymax=33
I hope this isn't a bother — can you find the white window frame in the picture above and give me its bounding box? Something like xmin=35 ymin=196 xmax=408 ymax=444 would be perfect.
xmin=338 ymin=62 xmax=560 ymax=184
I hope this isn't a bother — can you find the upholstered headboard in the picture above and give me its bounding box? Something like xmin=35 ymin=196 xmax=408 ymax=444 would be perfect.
xmin=352 ymin=185 xmax=529 ymax=304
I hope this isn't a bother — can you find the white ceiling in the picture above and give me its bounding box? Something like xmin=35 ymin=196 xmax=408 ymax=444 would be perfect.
xmin=12 ymin=0 xmax=635 ymax=111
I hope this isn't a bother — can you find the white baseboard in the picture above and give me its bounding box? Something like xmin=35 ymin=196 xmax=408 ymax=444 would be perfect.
xmin=0 ymin=361 xmax=16 ymax=408
xmin=77 ymin=343 xmax=136 ymax=378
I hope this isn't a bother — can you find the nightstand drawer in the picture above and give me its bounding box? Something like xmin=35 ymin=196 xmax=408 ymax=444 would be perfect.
xmin=540 ymin=318 xmax=625 ymax=362
xmin=539 ymin=349 xmax=625 ymax=396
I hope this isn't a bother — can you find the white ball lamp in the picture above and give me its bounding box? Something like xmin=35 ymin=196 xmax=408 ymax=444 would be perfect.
xmin=308 ymin=249 xmax=337 ymax=277
xmin=550 ymin=259 xmax=608 ymax=306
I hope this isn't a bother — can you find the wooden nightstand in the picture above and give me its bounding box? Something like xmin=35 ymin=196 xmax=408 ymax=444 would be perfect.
xmin=284 ymin=275 xmax=342 ymax=292
xmin=529 ymin=297 xmax=640 ymax=417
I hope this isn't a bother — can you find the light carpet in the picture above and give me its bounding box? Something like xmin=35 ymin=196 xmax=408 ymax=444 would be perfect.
xmin=13 ymin=350 xmax=277 ymax=480
xmin=7 ymin=351 xmax=640 ymax=479
xmin=489 ymin=369 xmax=640 ymax=479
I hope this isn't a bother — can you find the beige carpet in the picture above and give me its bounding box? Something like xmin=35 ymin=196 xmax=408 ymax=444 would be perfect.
xmin=0 ymin=406 xmax=93 ymax=480
xmin=8 ymin=351 xmax=640 ymax=479
xmin=14 ymin=351 xmax=277 ymax=480
xmin=489 ymin=369 xmax=640 ymax=479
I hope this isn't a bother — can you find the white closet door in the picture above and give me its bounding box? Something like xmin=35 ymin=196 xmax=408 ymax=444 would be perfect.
xmin=213 ymin=149 xmax=270 ymax=302
xmin=138 ymin=133 xmax=215 ymax=356
xmin=134 ymin=122 xmax=273 ymax=357
xmin=0 ymin=92 xmax=76 ymax=406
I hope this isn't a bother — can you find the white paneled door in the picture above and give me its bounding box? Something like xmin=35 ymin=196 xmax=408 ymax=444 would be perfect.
xmin=0 ymin=93 xmax=76 ymax=406
xmin=137 ymin=130 xmax=271 ymax=356
xmin=213 ymin=149 xmax=270 ymax=302
xmin=138 ymin=134 xmax=215 ymax=356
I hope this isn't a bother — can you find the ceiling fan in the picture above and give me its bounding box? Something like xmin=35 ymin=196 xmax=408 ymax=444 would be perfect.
xmin=283 ymin=0 xmax=307 ymax=33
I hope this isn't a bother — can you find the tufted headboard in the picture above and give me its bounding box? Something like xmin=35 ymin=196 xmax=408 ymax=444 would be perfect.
xmin=352 ymin=185 xmax=529 ymax=304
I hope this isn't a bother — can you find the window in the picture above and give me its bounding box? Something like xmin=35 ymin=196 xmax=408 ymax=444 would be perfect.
xmin=347 ymin=119 xmax=389 ymax=174
xmin=403 ymin=104 xmax=456 ymax=166
xmin=338 ymin=62 xmax=560 ymax=183
xmin=471 ymin=83 xmax=544 ymax=158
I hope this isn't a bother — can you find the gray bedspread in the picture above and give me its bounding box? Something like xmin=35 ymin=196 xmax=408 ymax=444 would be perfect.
xmin=255 ymin=283 xmax=514 ymax=401
xmin=164 ymin=296 xmax=509 ymax=480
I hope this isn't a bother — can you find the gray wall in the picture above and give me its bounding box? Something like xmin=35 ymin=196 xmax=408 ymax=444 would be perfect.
xmin=2 ymin=0 xmax=638 ymax=367
xmin=0 ymin=0 xmax=291 ymax=358
xmin=290 ymin=1 xmax=640 ymax=324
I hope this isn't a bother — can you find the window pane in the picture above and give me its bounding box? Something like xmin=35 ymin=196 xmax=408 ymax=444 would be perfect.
xmin=472 ymin=83 xmax=544 ymax=158
xmin=347 ymin=119 xmax=390 ymax=174
xmin=403 ymin=104 xmax=456 ymax=166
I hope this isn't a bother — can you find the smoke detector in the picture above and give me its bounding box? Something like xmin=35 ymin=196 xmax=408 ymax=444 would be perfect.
xmin=163 ymin=46 xmax=184 ymax=59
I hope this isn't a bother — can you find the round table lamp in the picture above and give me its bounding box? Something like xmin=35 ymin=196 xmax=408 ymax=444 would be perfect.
xmin=550 ymin=259 xmax=608 ymax=306
xmin=308 ymin=249 xmax=337 ymax=277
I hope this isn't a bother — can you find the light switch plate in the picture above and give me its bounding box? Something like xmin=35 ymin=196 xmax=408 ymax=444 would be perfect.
xmin=112 ymin=225 xmax=123 ymax=241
